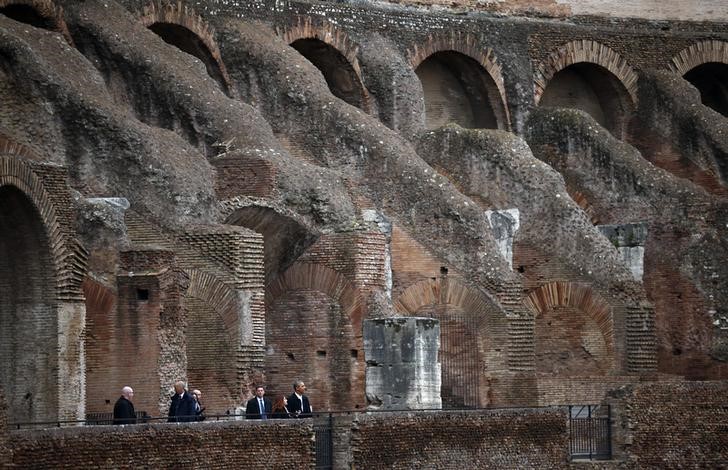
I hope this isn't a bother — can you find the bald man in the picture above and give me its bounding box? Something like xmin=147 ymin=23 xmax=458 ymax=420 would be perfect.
xmin=113 ymin=386 xmax=136 ymax=425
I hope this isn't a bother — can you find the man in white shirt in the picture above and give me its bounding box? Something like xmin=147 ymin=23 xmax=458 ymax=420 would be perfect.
xmin=245 ymin=385 xmax=272 ymax=419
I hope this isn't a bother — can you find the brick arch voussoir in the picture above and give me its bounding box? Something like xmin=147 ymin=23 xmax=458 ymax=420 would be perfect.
xmin=534 ymin=40 xmax=638 ymax=106
xmin=184 ymin=269 xmax=241 ymax=345
xmin=266 ymin=262 xmax=364 ymax=329
xmin=0 ymin=0 xmax=73 ymax=45
xmin=524 ymin=281 xmax=614 ymax=354
xmin=278 ymin=16 xmax=364 ymax=77
xmin=407 ymin=32 xmax=509 ymax=124
xmin=395 ymin=278 xmax=506 ymax=320
xmin=0 ymin=155 xmax=77 ymax=299
xmin=669 ymin=40 xmax=728 ymax=76
xmin=138 ymin=0 xmax=232 ymax=91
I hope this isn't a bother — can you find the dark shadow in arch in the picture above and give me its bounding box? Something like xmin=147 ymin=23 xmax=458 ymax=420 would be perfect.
xmin=225 ymin=205 xmax=318 ymax=285
xmin=290 ymin=38 xmax=366 ymax=110
xmin=0 ymin=4 xmax=55 ymax=30
xmin=0 ymin=184 xmax=57 ymax=423
xmin=540 ymin=63 xmax=634 ymax=139
xmin=684 ymin=62 xmax=728 ymax=117
xmin=148 ymin=22 xmax=230 ymax=96
xmin=415 ymin=51 xmax=505 ymax=130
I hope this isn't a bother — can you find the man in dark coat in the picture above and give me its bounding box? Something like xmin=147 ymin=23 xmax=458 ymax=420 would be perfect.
xmin=168 ymin=381 xmax=197 ymax=422
xmin=245 ymin=385 xmax=272 ymax=419
xmin=112 ymin=386 xmax=136 ymax=425
xmin=287 ymin=380 xmax=312 ymax=418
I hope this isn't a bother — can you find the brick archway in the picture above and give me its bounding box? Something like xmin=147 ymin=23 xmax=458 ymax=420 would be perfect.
xmin=266 ymin=262 xmax=364 ymax=410
xmin=534 ymin=40 xmax=638 ymax=105
xmin=669 ymin=40 xmax=728 ymax=76
xmin=138 ymin=1 xmax=232 ymax=94
xmin=407 ymin=32 xmax=510 ymax=130
xmin=524 ymin=281 xmax=614 ymax=356
xmin=278 ymin=16 xmax=372 ymax=112
xmin=395 ymin=277 xmax=508 ymax=407
xmin=185 ymin=269 xmax=243 ymax=340
xmin=0 ymin=155 xmax=83 ymax=299
xmin=0 ymin=0 xmax=73 ymax=45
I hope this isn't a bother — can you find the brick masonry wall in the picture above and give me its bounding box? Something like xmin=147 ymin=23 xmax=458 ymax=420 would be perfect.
xmin=610 ymin=381 xmax=728 ymax=468
xmin=7 ymin=421 xmax=315 ymax=469
xmin=351 ymin=408 xmax=569 ymax=469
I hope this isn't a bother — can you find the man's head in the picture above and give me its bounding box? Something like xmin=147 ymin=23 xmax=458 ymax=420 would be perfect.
xmin=293 ymin=380 xmax=306 ymax=394
xmin=192 ymin=389 xmax=202 ymax=401
xmin=255 ymin=386 xmax=265 ymax=398
xmin=121 ymin=386 xmax=134 ymax=400
xmin=174 ymin=381 xmax=186 ymax=394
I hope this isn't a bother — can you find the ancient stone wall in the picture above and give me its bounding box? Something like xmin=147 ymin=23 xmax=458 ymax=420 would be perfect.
xmin=354 ymin=0 xmax=728 ymax=22
xmin=7 ymin=421 xmax=315 ymax=469
xmin=351 ymin=408 xmax=568 ymax=468
xmin=609 ymin=381 xmax=728 ymax=467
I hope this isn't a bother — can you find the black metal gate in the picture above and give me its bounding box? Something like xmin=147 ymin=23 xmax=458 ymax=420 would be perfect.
xmin=314 ymin=414 xmax=333 ymax=470
xmin=569 ymin=405 xmax=612 ymax=460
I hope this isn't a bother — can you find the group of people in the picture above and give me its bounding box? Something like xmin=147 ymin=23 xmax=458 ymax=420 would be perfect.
xmin=244 ymin=380 xmax=312 ymax=420
xmin=111 ymin=379 xmax=311 ymax=424
xmin=112 ymin=381 xmax=206 ymax=425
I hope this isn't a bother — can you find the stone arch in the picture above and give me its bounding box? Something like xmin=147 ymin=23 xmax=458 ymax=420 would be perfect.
xmin=0 ymin=154 xmax=71 ymax=423
xmin=669 ymin=40 xmax=728 ymax=76
xmin=183 ymin=269 xmax=242 ymax=413
xmin=534 ymin=40 xmax=638 ymax=105
xmin=669 ymin=40 xmax=728 ymax=117
xmin=0 ymin=156 xmax=80 ymax=299
xmin=266 ymin=262 xmax=364 ymax=411
xmin=139 ymin=1 xmax=232 ymax=95
xmin=408 ymin=33 xmax=510 ymax=131
xmin=185 ymin=269 xmax=241 ymax=344
xmin=0 ymin=0 xmax=73 ymax=45
xmin=395 ymin=277 xmax=508 ymax=407
xmin=524 ymin=281 xmax=615 ymax=375
xmin=279 ymin=17 xmax=372 ymax=112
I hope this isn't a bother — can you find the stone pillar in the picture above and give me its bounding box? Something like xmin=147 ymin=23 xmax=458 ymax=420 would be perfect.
xmin=363 ymin=317 xmax=441 ymax=410
xmin=485 ymin=209 xmax=520 ymax=270
xmin=598 ymin=222 xmax=647 ymax=281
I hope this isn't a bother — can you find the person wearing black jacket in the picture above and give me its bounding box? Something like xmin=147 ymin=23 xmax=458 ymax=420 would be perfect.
xmin=112 ymin=386 xmax=136 ymax=425
xmin=245 ymin=385 xmax=272 ymax=419
xmin=287 ymin=380 xmax=312 ymax=418
xmin=168 ymin=381 xmax=196 ymax=422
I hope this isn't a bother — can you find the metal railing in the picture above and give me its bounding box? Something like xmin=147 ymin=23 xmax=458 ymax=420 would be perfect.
xmin=568 ymin=405 xmax=612 ymax=460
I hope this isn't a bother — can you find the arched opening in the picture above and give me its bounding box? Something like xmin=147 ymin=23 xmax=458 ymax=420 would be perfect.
xmin=539 ymin=63 xmax=634 ymax=138
xmin=265 ymin=289 xmax=345 ymax=412
xmin=415 ymin=51 xmax=504 ymax=130
xmin=684 ymin=62 xmax=728 ymax=117
xmin=0 ymin=4 xmax=55 ymax=30
xmin=226 ymin=206 xmax=317 ymax=285
xmin=184 ymin=296 xmax=237 ymax=414
xmin=535 ymin=305 xmax=610 ymax=376
xmin=416 ymin=303 xmax=481 ymax=408
xmin=0 ymin=184 xmax=58 ymax=422
xmin=290 ymin=38 xmax=366 ymax=110
xmin=148 ymin=22 xmax=229 ymax=95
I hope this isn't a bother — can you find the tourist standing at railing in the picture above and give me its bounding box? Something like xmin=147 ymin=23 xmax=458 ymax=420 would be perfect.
xmin=287 ymin=380 xmax=312 ymax=418
xmin=113 ymin=386 xmax=136 ymax=425
xmin=167 ymin=381 xmax=196 ymax=422
xmin=271 ymin=395 xmax=292 ymax=419
xmin=245 ymin=385 xmax=272 ymax=419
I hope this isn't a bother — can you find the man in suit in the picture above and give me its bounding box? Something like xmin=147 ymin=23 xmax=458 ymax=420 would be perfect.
xmin=245 ymin=385 xmax=272 ymax=419
xmin=168 ymin=381 xmax=196 ymax=422
xmin=112 ymin=386 xmax=136 ymax=425
xmin=287 ymin=380 xmax=312 ymax=418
